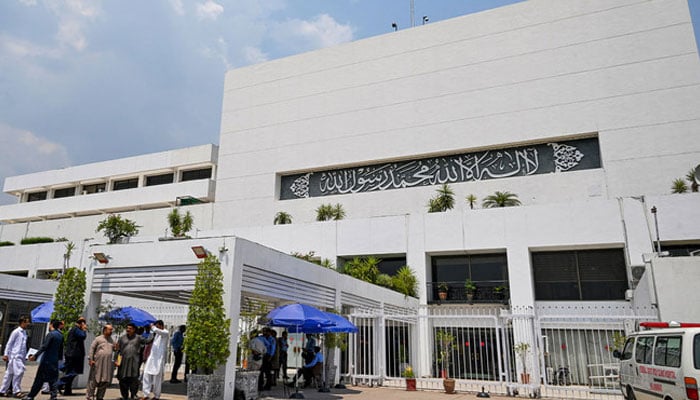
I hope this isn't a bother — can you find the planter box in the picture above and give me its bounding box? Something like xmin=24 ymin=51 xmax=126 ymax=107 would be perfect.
xmin=234 ymin=370 xmax=259 ymax=400
xmin=187 ymin=373 xmax=224 ymax=400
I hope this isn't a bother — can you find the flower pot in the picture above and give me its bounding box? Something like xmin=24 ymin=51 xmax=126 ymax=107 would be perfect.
xmin=466 ymin=292 xmax=474 ymax=303
xmin=443 ymin=378 xmax=456 ymax=394
xmin=520 ymin=373 xmax=530 ymax=384
xmin=406 ymin=378 xmax=417 ymax=391
xmin=187 ymin=373 xmax=225 ymax=400
xmin=438 ymin=291 xmax=448 ymax=301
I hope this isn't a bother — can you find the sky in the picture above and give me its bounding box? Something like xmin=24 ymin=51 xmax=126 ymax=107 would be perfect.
xmin=0 ymin=0 xmax=699 ymax=205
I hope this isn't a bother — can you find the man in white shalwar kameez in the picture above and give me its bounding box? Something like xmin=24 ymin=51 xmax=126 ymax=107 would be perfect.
xmin=141 ymin=320 xmax=169 ymax=400
xmin=0 ymin=315 xmax=30 ymax=398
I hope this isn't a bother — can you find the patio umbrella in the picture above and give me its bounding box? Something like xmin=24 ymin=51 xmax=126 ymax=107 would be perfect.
xmin=288 ymin=312 xmax=357 ymax=334
xmin=103 ymin=306 xmax=157 ymax=326
xmin=30 ymin=300 xmax=54 ymax=323
xmin=266 ymin=303 xmax=334 ymax=329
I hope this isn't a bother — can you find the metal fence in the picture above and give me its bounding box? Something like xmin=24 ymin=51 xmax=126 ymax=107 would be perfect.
xmin=346 ymin=304 xmax=657 ymax=399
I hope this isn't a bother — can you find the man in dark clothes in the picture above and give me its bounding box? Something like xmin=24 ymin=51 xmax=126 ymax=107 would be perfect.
xmin=59 ymin=316 xmax=88 ymax=395
xmin=116 ymin=323 xmax=150 ymax=400
xmin=23 ymin=320 xmax=64 ymax=400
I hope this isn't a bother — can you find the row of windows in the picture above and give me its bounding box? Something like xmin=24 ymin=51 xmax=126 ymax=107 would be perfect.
xmin=431 ymin=249 xmax=628 ymax=301
xmin=619 ymin=335 xmax=683 ymax=368
xmin=25 ymin=167 xmax=212 ymax=202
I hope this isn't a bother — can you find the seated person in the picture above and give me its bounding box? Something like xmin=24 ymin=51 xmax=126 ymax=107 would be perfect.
xmin=289 ymin=346 xmax=323 ymax=388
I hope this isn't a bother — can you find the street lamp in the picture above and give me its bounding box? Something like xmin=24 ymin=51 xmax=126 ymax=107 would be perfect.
xmin=651 ymin=206 xmax=661 ymax=253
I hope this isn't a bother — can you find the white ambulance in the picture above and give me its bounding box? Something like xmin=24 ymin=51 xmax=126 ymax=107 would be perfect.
xmin=614 ymin=322 xmax=700 ymax=400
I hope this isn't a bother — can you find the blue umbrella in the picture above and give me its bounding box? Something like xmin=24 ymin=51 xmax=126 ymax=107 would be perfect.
xmin=103 ymin=306 xmax=157 ymax=326
xmin=266 ymin=303 xmax=334 ymax=329
xmin=31 ymin=301 xmax=54 ymax=323
xmin=288 ymin=312 xmax=357 ymax=334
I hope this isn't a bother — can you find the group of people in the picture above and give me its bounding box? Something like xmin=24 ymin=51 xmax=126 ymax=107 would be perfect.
xmin=0 ymin=315 xmax=187 ymax=400
xmin=247 ymin=330 xmax=323 ymax=391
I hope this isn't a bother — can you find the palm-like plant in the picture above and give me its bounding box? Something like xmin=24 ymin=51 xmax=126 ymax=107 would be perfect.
xmin=428 ymin=184 xmax=455 ymax=212
xmin=316 ymin=203 xmax=346 ymax=221
xmin=341 ymin=256 xmax=380 ymax=283
xmin=482 ymin=191 xmax=522 ymax=208
xmin=686 ymin=169 xmax=698 ymax=192
xmin=466 ymin=194 xmax=477 ymax=210
xmin=274 ymin=211 xmax=292 ymax=225
xmin=672 ymin=178 xmax=689 ymax=194
xmin=168 ymin=208 xmax=194 ymax=237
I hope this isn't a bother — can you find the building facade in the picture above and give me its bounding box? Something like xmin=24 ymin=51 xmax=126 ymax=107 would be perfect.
xmin=1 ymin=0 xmax=699 ymax=396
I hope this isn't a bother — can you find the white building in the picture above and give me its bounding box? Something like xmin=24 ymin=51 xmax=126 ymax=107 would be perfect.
xmin=1 ymin=0 xmax=699 ymax=397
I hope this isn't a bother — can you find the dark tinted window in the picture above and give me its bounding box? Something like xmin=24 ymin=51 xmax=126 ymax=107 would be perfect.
xmin=621 ymin=337 xmax=635 ymax=360
xmin=694 ymin=334 xmax=700 ymax=369
xmin=432 ymin=254 xmax=508 ymax=285
xmin=532 ymin=249 xmax=627 ymax=301
xmin=635 ymin=336 xmax=654 ymax=364
xmin=181 ymin=167 xmax=212 ymax=182
xmin=27 ymin=191 xmax=47 ymax=202
xmin=82 ymin=183 xmax=106 ymax=194
xmin=146 ymin=173 xmax=174 ymax=186
xmin=654 ymin=336 xmax=681 ymax=368
xmin=113 ymin=178 xmax=138 ymax=191
xmin=661 ymin=244 xmax=700 ymax=257
xmin=53 ymin=187 xmax=75 ymax=198
xmin=377 ymin=257 xmax=407 ymax=276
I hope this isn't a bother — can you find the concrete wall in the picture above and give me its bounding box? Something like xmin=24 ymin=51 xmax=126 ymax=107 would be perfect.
xmin=215 ymin=0 xmax=700 ymax=227
xmin=651 ymin=255 xmax=700 ymax=322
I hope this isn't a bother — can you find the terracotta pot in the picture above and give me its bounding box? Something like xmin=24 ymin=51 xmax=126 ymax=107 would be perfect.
xmin=406 ymin=378 xmax=417 ymax=391
xmin=438 ymin=291 xmax=448 ymax=301
xmin=443 ymin=378 xmax=456 ymax=394
xmin=521 ymin=373 xmax=530 ymax=384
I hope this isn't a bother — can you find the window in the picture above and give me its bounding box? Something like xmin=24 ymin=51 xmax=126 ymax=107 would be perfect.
xmin=694 ymin=334 xmax=700 ymax=369
xmin=113 ymin=178 xmax=138 ymax=191
xmin=432 ymin=254 xmax=509 ymax=285
xmin=654 ymin=336 xmax=681 ymax=368
xmin=620 ymin=338 xmax=635 ymax=361
xmin=82 ymin=183 xmax=106 ymax=194
xmin=532 ymin=249 xmax=627 ymax=301
xmin=27 ymin=191 xmax=47 ymax=202
xmin=635 ymin=336 xmax=654 ymax=364
xmin=377 ymin=257 xmax=407 ymax=276
xmin=53 ymin=187 xmax=75 ymax=198
xmin=661 ymin=243 xmax=700 ymax=257
xmin=181 ymin=167 xmax=212 ymax=182
xmin=145 ymin=173 xmax=174 ymax=186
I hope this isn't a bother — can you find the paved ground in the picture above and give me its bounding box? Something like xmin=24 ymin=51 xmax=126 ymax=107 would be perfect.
xmin=14 ymin=362 xmax=520 ymax=400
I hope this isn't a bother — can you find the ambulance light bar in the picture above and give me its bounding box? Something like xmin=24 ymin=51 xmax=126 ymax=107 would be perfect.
xmin=640 ymin=321 xmax=700 ymax=329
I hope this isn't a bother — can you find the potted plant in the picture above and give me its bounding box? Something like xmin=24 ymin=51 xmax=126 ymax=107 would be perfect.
xmin=167 ymin=208 xmax=194 ymax=237
xmin=464 ymin=279 xmax=477 ymax=302
xmin=437 ymin=282 xmax=449 ymax=301
xmin=185 ymin=254 xmax=231 ymax=400
xmin=514 ymin=342 xmax=531 ymax=384
xmin=493 ymin=285 xmax=508 ymax=303
xmin=402 ymin=365 xmax=416 ymax=391
xmin=436 ymin=330 xmax=456 ymax=394
xmin=96 ymin=214 xmax=139 ymax=244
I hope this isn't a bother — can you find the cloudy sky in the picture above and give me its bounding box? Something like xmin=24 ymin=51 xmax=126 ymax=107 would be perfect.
xmin=0 ymin=0 xmax=699 ymax=205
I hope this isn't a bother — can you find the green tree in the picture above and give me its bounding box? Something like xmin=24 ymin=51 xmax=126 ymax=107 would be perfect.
xmin=168 ymin=208 xmax=194 ymax=237
xmin=341 ymin=256 xmax=380 ymax=283
xmin=52 ymin=267 xmax=86 ymax=333
xmin=316 ymin=203 xmax=346 ymax=221
xmin=686 ymin=169 xmax=698 ymax=192
xmin=63 ymin=241 xmax=75 ymax=273
xmin=185 ymin=254 xmax=231 ymax=374
xmin=482 ymin=191 xmax=522 ymax=208
xmin=466 ymin=194 xmax=477 ymax=210
xmin=96 ymin=214 xmax=140 ymax=244
xmin=391 ymin=266 xmax=418 ymax=298
xmin=274 ymin=211 xmax=293 ymax=225
xmin=428 ymin=184 xmax=455 ymax=212
xmin=672 ymin=178 xmax=689 ymax=194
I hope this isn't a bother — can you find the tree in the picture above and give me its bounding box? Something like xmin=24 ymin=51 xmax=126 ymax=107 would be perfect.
xmin=168 ymin=208 xmax=194 ymax=237
xmin=273 ymin=211 xmax=292 ymax=225
xmin=428 ymin=184 xmax=455 ymax=212
xmin=63 ymin=241 xmax=75 ymax=273
xmin=52 ymin=267 xmax=86 ymax=334
xmin=482 ymin=191 xmax=522 ymax=208
xmin=96 ymin=214 xmax=140 ymax=244
xmin=391 ymin=266 xmax=418 ymax=298
xmin=341 ymin=256 xmax=380 ymax=283
xmin=316 ymin=203 xmax=346 ymax=221
xmin=185 ymin=254 xmax=231 ymax=374
xmin=686 ymin=169 xmax=698 ymax=192
xmin=465 ymin=194 xmax=477 ymax=210
xmin=672 ymin=178 xmax=689 ymax=194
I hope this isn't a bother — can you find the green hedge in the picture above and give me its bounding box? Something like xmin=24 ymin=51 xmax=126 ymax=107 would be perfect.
xmin=0 ymin=241 xmax=14 ymax=247
xmin=20 ymin=237 xmax=55 ymax=245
